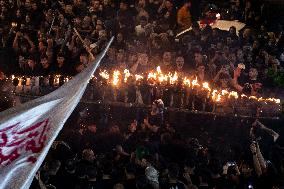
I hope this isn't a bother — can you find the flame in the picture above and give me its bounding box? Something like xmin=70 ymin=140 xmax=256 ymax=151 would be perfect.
xmin=124 ymin=69 xmax=130 ymax=83
xmin=112 ymin=70 xmax=120 ymax=86
xmin=99 ymin=70 xmax=109 ymax=80
xmin=98 ymin=67 xmax=281 ymax=105
xmin=183 ymin=77 xmax=191 ymax=87
xmin=135 ymin=74 xmax=144 ymax=81
xmin=192 ymin=77 xmax=200 ymax=87
xmin=202 ymin=82 xmax=211 ymax=91
xmin=157 ymin=66 xmax=162 ymax=74
xmin=221 ymin=90 xmax=229 ymax=96
xmin=228 ymin=91 xmax=238 ymax=99
xmin=169 ymin=72 xmax=178 ymax=85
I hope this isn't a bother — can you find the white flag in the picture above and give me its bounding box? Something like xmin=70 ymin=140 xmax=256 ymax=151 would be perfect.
xmin=0 ymin=38 xmax=114 ymax=189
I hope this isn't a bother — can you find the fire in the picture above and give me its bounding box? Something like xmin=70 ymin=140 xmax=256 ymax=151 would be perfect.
xmin=202 ymin=82 xmax=211 ymax=91
xmin=112 ymin=70 xmax=120 ymax=86
xmin=99 ymin=70 xmax=109 ymax=80
xmin=228 ymin=91 xmax=238 ymax=99
xmin=98 ymin=67 xmax=281 ymax=105
xmin=183 ymin=77 xmax=191 ymax=87
xmin=191 ymin=77 xmax=200 ymax=88
xmin=169 ymin=72 xmax=178 ymax=85
xmin=135 ymin=74 xmax=144 ymax=81
xmin=124 ymin=69 xmax=130 ymax=83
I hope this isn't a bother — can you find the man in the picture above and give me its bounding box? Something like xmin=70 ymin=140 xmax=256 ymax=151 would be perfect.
xmin=177 ymin=0 xmax=192 ymax=30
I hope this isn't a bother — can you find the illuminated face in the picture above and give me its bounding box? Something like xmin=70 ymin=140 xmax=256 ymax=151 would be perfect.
xmin=249 ymin=68 xmax=258 ymax=79
xmin=27 ymin=59 xmax=35 ymax=68
xmin=176 ymin=57 xmax=184 ymax=69
xmin=163 ymin=52 xmax=171 ymax=64
xmin=194 ymin=53 xmax=203 ymax=64
xmin=138 ymin=53 xmax=148 ymax=66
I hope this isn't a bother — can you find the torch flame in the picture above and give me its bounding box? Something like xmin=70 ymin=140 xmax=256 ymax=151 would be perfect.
xmin=99 ymin=70 xmax=109 ymax=80
xmin=124 ymin=69 xmax=130 ymax=83
xmin=112 ymin=70 xmax=120 ymax=86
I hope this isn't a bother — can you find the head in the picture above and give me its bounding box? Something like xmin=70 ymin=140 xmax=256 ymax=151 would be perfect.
xmin=40 ymin=55 xmax=49 ymax=69
xmin=87 ymin=124 xmax=97 ymax=134
xmin=194 ymin=52 xmax=203 ymax=64
xmin=57 ymin=54 xmax=65 ymax=66
xmin=80 ymin=52 xmax=88 ymax=64
xmin=184 ymin=0 xmax=191 ymax=8
xmin=140 ymin=16 xmax=148 ymax=27
xmin=165 ymin=0 xmax=173 ymax=9
xmin=163 ymin=51 xmax=172 ymax=65
xmin=120 ymin=2 xmax=128 ymax=10
xmin=249 ymin=68 xmax=258 ymax=80
xmin=116 ymin=49 xmax=125 ymax=62
xmin=137 ymin=53 xmax=149 ymax=66
xmin=229 ymin=26 xmax=237 ymax=35
xmin=82 ymin=149 xmax=95 ymax=163
xmin=176 ymin=56 xmax=185 ymax=70
xmin=27 ymin=58 xmax=36 ymax=68
xmin=128 ymin=121 xmax=137 ymax=133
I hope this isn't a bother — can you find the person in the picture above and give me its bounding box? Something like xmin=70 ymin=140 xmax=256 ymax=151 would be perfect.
xmin=177 ymin=0 xmax=192 ymax=30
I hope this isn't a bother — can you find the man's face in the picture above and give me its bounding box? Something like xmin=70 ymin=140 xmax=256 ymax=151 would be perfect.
xmin=165 ymin=1 xmax=173 ymax=9
xmin=176 ymin=57 xmax=184 ymax=69
xmin=41 ymin=58 xmax=49 ymax=68
xmin=163 ymin=52 xmax=171 ymax=64
xmin=140 ymin=20 xmax=147 ymax=27
xmin=27 ymin=59 xmax=35 ymax=68
xmin=237 ymin=49 xmax=243 ymax=60
xmin=80 ymin=55 xmax=88 ymax=63
xmin=194 ymin=53 xmax=203 ymax=63
xmin=93 ymin=0 xmax=100 ymax=9
xmin=138 ymin=53 xmax=148 ymax=66
xmin=57 ymin=56 xmax=65 ymax=65
xmin=249 ymin=68 xmax=258 ymax=79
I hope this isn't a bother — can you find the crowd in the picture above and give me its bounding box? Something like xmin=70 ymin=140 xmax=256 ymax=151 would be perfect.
xmin=0 ymin=0 xmax=283 ymax=188
xmin=0 ymin=0 xmax=283 ymax=96
xmin=30 ymin=102 xmax=284 ymax=189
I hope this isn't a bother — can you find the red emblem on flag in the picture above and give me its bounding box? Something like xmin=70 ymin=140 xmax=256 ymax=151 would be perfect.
xmin=0 ymin=119 xmax=50 ymax=167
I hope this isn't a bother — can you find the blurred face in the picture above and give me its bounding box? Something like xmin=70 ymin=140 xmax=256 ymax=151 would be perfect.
xmin=197 ymin=65 xmax=205 ymax=73
xmin=220 ymin=78 xmax=229 ymax=88
xmin=140 ymin=19 xmax=147 ymax=27
xmin=165 ymin=1 xmax=173 ymax=9
xmin=194 ymin=53 xmax=203 ymax=63
xmin=41 ymin=58 xmax=49 ymax=68
xmin=137 ymin=53 xmax=148 ymax=66
xmin=163 ymin=52 xmax=171 ymax=64
xmin=117 ymin=33 xmax=123 ymax=42
xmin=176 ymin=57 xmax=184 ymax=69
xmin=228 ymin=53 xmax=236 ymax=63
xmin=80 ymin=55 xmax=88 ymax=64
xmin=27 ymin=59 xmax=35 ymax=68
xmin=93 ymin=0 xmax=100 ymax=9
xmin=130 ymin=54 xmax=138 ymax=63
xmin=117 ymin=52 xmax=124 ymax=62
xmin=229 ymin=27 xmax=236 ymax=34
xmin=57 ymin=56 xmax=65 ymax=65
xmin=249 ymin=68 xmax=258 ymax=79
xmin=25 ymin=15 xmax=31 ymax=23
xmin=237 ymin=49 xmax=243 ymax=60
xmin=87 ymin=124 xmax=97 ymax=133
xmin=129 ymin=122 xmax=137 ymax=133
xmin=16 ymin=10 xmax=21 ymax=17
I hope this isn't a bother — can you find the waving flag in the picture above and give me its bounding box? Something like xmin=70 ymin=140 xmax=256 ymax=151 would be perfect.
xmin=0 ymin=38 xmax=114 ymax=189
